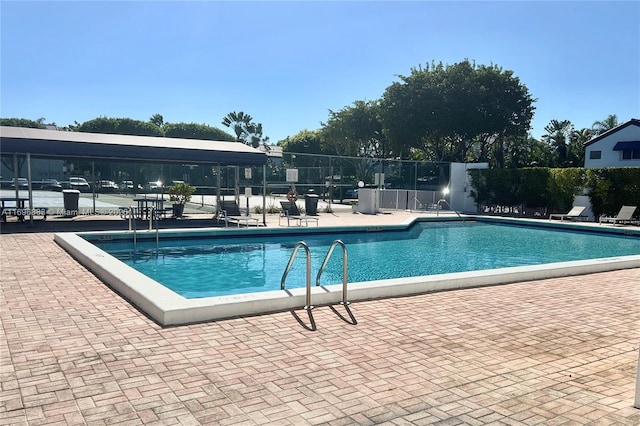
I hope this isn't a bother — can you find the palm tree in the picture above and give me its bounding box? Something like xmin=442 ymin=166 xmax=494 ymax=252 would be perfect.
xmin=222 ymin=111 xmax=253 ymax=143
xmin=567 ymin=127 xmax=591 ymax=167
xmin=149 ymin=113 xmax=164 ymax=128
xmin=591 ymin=114 xmax=619 ymax=135
xmin=221 ymin=111 xmax=268 ymax=148
xmin=542 ymin=119 xmax=572 ymax=167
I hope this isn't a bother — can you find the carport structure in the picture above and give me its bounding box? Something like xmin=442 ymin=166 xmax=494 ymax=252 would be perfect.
xmin=0 ymin=126 xmax=267 ymax=224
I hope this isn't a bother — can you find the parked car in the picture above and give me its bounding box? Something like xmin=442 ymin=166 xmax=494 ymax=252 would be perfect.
xmin=145 ymin=181 xmax=164 ymax=193
xmin=98 ymin=180 xmax=118 ymax=193
xmin=119 ymin=180 xmax=134 ymax=192
xmin=40 ymin=179 xmax=62 ymax=191
xmin=62 ymin=177 xmax=91 ymax=192
xmin=10 ymin=177 xmax=29 ymax=189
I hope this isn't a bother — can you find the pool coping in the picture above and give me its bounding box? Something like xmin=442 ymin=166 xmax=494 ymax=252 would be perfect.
xmin=53 ymin=216 xmax=640 ymax=326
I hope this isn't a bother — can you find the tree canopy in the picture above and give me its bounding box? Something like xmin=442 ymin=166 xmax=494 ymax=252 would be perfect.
xmin=76 ymin=117 xmax=163 ymax=136
xmin=278 ymin=129 xmax=323 ymax=154
xmin=163 ymin=122 xmax=235 ymax=141
xmin=591 ymin=114 xmax=619 ymax=136
xmin=321 ymin=100 xmax=384 ymax=158
xmin=0 ymin=117 xmax=48 ymax=129
xmin=378 ymin=60 xmax=536 ymax=166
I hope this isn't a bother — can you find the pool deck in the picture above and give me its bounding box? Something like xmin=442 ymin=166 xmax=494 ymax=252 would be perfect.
xmin=1 ymin=210 xmax=640 ymax=425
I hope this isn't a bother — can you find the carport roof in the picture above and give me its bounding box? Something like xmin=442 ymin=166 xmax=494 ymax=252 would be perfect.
xmin=0 ymin=126 xmax=266 ymax=166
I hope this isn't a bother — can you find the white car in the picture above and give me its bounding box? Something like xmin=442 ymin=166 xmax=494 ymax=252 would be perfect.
xmin=119 ymin=180 xmax=134 ymax=191
xmin=64 ymin=177 xmax=91 ymax=192
xmin=12 ymin=177 xmax=29 ymax=189
xmin=146 ymin=181 xmax=164 ymax=192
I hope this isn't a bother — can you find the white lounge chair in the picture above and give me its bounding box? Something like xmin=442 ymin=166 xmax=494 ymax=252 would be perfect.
xmin=599 ymin=205 xmax=637 ymax=226
xmin=549 ymin=206 xmax=587 ymax=222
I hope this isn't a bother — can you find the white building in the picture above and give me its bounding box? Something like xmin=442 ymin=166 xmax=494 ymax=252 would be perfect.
xmin=584 ymin=119 xmax=640 ymax=168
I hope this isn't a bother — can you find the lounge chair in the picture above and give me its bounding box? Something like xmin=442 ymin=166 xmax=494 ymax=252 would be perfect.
xmin=549 ymin=206 xmax=587 ymax=222
xmin=216 ymin=200 xmax=260 ymax=227
xmin=599 ymin=205 xmax=637 ymax=226
xmin=279 ymin=201 xmax=319 ymax=227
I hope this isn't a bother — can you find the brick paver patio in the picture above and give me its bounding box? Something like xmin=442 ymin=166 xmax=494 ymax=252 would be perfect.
xmin=1 ymin=218 xmax=639 ymax=425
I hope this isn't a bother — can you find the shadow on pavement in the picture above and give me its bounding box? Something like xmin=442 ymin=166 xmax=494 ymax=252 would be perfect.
xmin=0 ymin=215 xmax=226 ymax=234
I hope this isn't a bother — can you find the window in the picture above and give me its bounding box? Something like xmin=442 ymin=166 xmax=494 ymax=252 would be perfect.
xmin=622 ymin=149 xmax=640 ymax=160
xmin=613 ymin=141 xmax=640 ymax=160
xmin=589 ymin=150 xmax=601 ymax=160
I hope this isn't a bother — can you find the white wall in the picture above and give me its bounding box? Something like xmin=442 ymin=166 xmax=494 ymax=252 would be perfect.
xmin=584 ymin=124 xmax=640 ymax=168
xmin=449 ymin=162 xmax=489 ymax=213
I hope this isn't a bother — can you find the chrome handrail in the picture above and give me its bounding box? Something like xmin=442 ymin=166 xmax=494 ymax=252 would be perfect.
xmin=281 ymin=241 xmax=313 ymax=310
xmin=437 ymin=198 xmax=465 ymax=220
xmin=153 ymin=208 xmax=159 ymax=257
xmin=316 ymin=240 xmax=349 ymax=305
xmin=130 ymin=206 xmax=137 ymax=252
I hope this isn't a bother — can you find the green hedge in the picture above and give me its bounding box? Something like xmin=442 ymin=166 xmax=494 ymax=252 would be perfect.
xmin=586 ymin=168 xmax=640 ymax=217
xmin=468 ymin=167 xmax=640 ymax=217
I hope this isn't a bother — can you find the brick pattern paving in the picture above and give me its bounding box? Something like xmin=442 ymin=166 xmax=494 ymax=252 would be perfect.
xmin=1 ymin=232 xmax=639 ymax=425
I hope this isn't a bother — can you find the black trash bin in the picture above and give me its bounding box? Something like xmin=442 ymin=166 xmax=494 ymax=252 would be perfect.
xmin=62 ymin=189 xmax=80 ymax=217
xmin=305 ymin=189 xmax=319 ymax=216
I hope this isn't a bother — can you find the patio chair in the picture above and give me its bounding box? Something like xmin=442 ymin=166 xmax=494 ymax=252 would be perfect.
xmin=279 ymin=201 xmax=319 ymax=227
xmin=216 ymin=200 xmax=259 ymax=227
xmin=549 ymin=206 xmax=587 ymax=222
xmin=599 ymin=205 xmax=637 ymax=226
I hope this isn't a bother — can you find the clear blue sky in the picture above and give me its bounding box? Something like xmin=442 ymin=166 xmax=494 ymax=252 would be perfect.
xmin=1 ymin=1 xmax=638 ymax=143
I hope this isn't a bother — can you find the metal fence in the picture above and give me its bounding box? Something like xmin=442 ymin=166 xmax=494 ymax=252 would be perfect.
xmin=1 ymin=152 xmax=453 ymax=209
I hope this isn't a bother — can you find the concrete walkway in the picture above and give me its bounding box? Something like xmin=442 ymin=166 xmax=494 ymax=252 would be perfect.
xmin=1 ymin=211 xmax=639 ymax=425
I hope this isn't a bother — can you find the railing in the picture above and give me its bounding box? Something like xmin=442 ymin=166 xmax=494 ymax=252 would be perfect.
xmin=129 ymin=206 xmax=160 ymax=256
xmin=316 ymin=240 xmax=349 ymax=305
xmin=129 ymin=206 xmax=137 ymax=251
xmin=151 ymin=208 xmax=159 ymax=255
xmin=436 ymin=198 xmax=464 ymax=220
xmin=281 ymin=242 xmax=313 ymax=311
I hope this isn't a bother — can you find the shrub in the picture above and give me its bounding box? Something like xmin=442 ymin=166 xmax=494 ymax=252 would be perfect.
xmin=469 ymin=166 xmax=639 ymax=217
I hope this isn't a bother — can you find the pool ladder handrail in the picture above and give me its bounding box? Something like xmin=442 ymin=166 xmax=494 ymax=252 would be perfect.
xmin=316 ymin=239 xmax=349 ymax=305
xmin=436 ymin=198 xmax=465 ymax=221
xmin=151 ymin=207 xmax=159 ymax=255
xmin=129 ymin=206 xmax=137 ymax=251
xmin=129 ymin=206 xmax=160 ymax=256
xmin=281 ymin=241 xmax=313 ymax=311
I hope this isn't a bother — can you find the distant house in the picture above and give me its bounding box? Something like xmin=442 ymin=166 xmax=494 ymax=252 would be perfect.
xmin=584 ymin=118 xmax=640 ymax=168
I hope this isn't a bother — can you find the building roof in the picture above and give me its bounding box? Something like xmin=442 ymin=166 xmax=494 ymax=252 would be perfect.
xmin=0 ymin=126 xmax=266 ymax=166
xmin=584 ymin=118 xmax=640 ymax=147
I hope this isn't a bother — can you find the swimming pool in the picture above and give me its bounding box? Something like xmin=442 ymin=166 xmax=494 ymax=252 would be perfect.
xmin=54 ymin=217 xmax=640 ymax=325
xmin=94 ymin=221 xmax=640 ymax=299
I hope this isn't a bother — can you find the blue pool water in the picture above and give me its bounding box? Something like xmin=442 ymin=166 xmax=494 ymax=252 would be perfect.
xmin=93 ymin=222 xmax=640 ymax=299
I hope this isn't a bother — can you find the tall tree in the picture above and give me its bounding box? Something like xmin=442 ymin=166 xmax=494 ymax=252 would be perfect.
xmin=278 ymin=129 xmax=324 ymax=168
xmin=568 ymin=127 xmax=591 ymax=167
xmin=149 ymin=113 xmax=164 ymax=128
xmin=591 ymin=114 xmax=619 ymax=135
xmin=221 ymin=111 xmax=269 ymax=148
xmin=321 ymin=100 xmax=384 ymax=158
xmin=378 ymin=60 xmax=535 ymax=165
xmin=279 ymin=129 xmax=323 ymax=154
xmin=542 ymin=119 xmax=573 ymax=167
